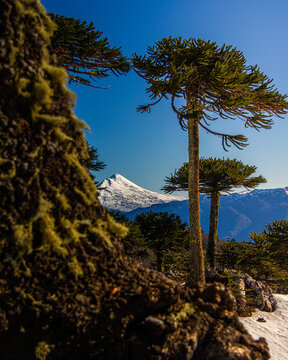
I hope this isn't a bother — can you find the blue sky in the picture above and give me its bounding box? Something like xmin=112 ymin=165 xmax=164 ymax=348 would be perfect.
xmin=42 ymin=0 xmax=288 ymax=193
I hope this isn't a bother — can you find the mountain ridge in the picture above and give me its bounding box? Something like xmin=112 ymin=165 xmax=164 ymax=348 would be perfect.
xmin=98 ymin=174 xmax=288 ymax=241
xmin=98 ymin=173 xmax=187 ymax=212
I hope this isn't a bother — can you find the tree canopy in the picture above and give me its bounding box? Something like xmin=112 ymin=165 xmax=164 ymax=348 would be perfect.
xmin=132 ymin=36 xmax=288 ymax=283
xmin=135 ymin=211 xmax=188 ymax=271
xmin=86 ymin=141 xmax=106 ymax=185
xmin=132 ymin=37 xmax=288 ymax=150
xmin=163 ymin=158 xmax=266 ymax=268
xmin=49 ymin=14 xmax=130 ymax=87
xmin=162 ymin=158 xmax=266 ymax=195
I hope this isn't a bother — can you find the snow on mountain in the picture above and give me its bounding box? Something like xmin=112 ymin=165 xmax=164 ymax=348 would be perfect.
xmin=98 ymin=174 xmax=288 ymax=240
xmin=98 ymin=174 xmax=187 ymax=212
xmin=123 ymin=185 xmax=288 ymax=241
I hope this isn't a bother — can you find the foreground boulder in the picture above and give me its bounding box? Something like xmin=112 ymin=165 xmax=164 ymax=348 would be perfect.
xmin=0 ymin=1 xmax=269 ymax=358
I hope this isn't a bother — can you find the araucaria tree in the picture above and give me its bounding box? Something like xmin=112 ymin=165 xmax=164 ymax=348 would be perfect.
xmin=132 ymin=37 xmax=288 ymax=283
xmin=135 ymin=211 xmax=188 ymax=271
xmin=162 ymin=158 xmax=266 ymax=268
xmin=49 ymin=14 xmax=130 ymax=87
xmin=86 ymin=141 xmax=106 ymax=185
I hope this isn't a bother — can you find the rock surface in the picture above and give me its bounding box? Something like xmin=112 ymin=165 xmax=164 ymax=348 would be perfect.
xmin=206 ymin=268 xmax=277 ymax=316
xmin=0 ymin=1 xmax=270 ymax=359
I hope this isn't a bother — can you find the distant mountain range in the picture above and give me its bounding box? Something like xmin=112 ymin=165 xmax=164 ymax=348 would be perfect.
xmin=98 ymin=174 xmax=288 ymax=241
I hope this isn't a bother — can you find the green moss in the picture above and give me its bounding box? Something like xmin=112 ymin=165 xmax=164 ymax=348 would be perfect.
xmin=174 ymin=302 xmax=195 ymax=322
xmin=44 ymin=64 xmax=67 ymax=86
xmin=33 ymin=196 xmax=53 ymax=221
xmin=107 ymin=214 xmax=128 ymax=239
xmin=60 ymin=218 xmax=83 ymax=244
xmin=13 ymin=223 xmax=33 ymax=254
xmin=17 ymin=77 xmax=31 ymax=97
xmin=0 ymin=160 xmax=16 ymax=180
xmin=8 ymin=39 xmax=18 ymax=66
xmin=89 ymin=219 xmax=114 ymax=248
xmin=33 ymin=77 xmax=53 ymax=111
xmin=53 ymin=127 xmax=73 ymax=142
xmin=39 ymin=214 xmax=68 ymax=257
xmin=14 ymin=0 xmax=24 ymax=14
xmin=54 ymin=191 xmax=71 ymax=211
xmin=73 ymin=187 xmax=94 ymax=206
xmin=36 ymin=114 xmax=68 ymax=125
xmin=28 ymin=146 xmax=41 ymax=158
xmin=27 ymin=168 xmax=40 ymax=186
xmin=35 ymin=341 xmax=54 ymax=360
xmin=87 ymin=261 xmax=96 ymax=273
xmin=68 ymin=256 xmax=83 ymax=278
xmin=64 ymin=149 xmax=97 ymax=203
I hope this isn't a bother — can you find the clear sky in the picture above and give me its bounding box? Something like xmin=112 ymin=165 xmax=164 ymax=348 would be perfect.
xmin=41 ymin=0 xmax=288 ymax=193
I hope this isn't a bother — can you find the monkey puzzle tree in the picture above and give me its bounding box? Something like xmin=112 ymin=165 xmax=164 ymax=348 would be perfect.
xmin=86 ymin=141 xmax=106 ymax=185
xmin=135 ymin=211 xmax=188 ymax=271
xmin=132 ymin=37 xmax=288 ymax=283
xmin=49 ymin=14 xmax=130 ymax=87
xmin=162 ymin=158 xmax=266 ymax=268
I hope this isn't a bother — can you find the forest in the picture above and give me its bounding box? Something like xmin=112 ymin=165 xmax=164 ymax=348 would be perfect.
xmin=0 ymin=0 xmax=287 ymax=359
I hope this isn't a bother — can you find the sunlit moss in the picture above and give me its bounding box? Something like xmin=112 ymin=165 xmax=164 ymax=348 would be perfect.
xmin=54 ymin=191 xmax=71 ymax=211
xmin=0 ymin=160 xmax=16 ymax=179
xmin=28 ymin=147 xmax=41 ymax=158
xmin=107 ymin=214 xmax=128 ymax=239
xmin=174 ymin=302 xmax=195 ymax=322
xmin=8 ymin=39 xmax=18 ymax=65
xmin=35 ymin=341 xmax=54 ymax=360
xmin=89 ymin=219 xmax=114 ymax=248
xmin=39 ymin=214 xmax=68 ymax=257
xmin=53 ymin=127 xmax=73 ymax=142
xmin=13 ymin=223 xmax=33 ymax=254
xmin=68 ymin=256 xmax=84 ymax=278
xmin=36 ymin=114 xmax=68 ymax=125
xmin=17 ymin=77 xmax=31 ymax=97
xmin=60 ymin=218 xmax=83 ymax=244
xmin=33 ymin=78 xmax=53 ymax=111
xmin=14 ymin=0 xmax=24 ymax=14
xmin=87 ymin=261 xmax=96 ymax=273
xmin=64 ymin=149 xmax=97 ymax=203
xmin=44 ymin=64 xmax=68 ymax=87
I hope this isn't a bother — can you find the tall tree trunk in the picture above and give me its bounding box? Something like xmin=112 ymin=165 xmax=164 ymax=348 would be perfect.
xmin=187 ymin=98 xmax=205 ymax=284
xmin=207 ymin=192 xmax=220 ymax=268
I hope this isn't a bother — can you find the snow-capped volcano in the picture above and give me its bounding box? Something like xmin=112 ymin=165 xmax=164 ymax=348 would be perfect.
xmin=98 ymin=174 xmax=187 ymax=212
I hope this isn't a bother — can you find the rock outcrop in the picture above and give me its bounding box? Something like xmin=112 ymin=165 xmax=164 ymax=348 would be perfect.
xmin=206 ymin=268 xmax=277 ymax=316
xmin=0 ymin=1 xmax=270 ymax=359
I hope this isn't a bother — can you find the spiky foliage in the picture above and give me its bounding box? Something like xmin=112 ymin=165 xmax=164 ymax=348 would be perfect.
xmin=86 ymin=141 xmax=106 ymax=184
xmin=162 ymin=158 xmax=266 ymax=194
xmin=132 ymin=37 xmax=288 ymax=282
xmin=49 ymin=14 xmax=130 ymax=87
xmin=135 ymin=212 xmax=188 ymax=271
xmin=218 ymin=220 xmax=288 ymax=291
xmin=109 ymin=210 xmax=146 ymax=254
xmin=133 ymin=37 xmax=288 ymax=149
xmin=163 ymin=158 xmax=266 ymax=268
xmin=250 ymin=220 xmax=288 ymax=272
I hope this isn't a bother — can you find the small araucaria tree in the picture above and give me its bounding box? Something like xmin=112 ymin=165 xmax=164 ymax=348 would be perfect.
xmin=162 ymin=158 xmax=266 ymax=268
xmin=132 ymin=37 xmax=288 ymax=283
xmin=135 ymin=211 xmax=188 ymax=272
